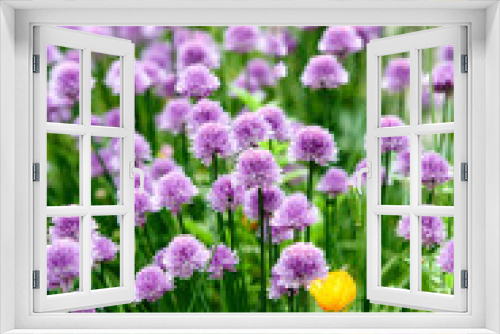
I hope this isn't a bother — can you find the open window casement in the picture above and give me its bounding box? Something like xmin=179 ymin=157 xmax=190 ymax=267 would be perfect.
xmin=365 ymin=26 xmax=467 ymax=312
xmin=33 ymin=26 xmax=137 ymax=312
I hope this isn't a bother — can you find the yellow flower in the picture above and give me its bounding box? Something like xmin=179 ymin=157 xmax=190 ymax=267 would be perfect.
xmin=309 ymin=270 xmax=356 ymax=312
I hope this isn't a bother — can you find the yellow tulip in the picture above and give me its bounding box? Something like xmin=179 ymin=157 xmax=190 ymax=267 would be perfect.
xmin=309 ymin=270 xmax=357 ymax=312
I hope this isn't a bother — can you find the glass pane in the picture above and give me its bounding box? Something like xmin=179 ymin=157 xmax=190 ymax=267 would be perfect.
xmin=47 ymin=45 xmax=80 ymax=124
xmin=47 ymin=216 xmax=81 ymax=295
xmin=421 ymin=216 xmax=454 ymax=295
xmin=381 ymin=52 xmax=411 ymax=125
xmin=92 ymin=52 xmax=121 ymax=127
xmin=421 ymin=133 xmax=454 ymax=206
xmin=381 ymin=215 xmax=410 ymax=290
xmin=421 ymin=45 xmax=454 ymax=124
xmin=47 ymin=133 xmax=80 ymax=206
xmin=91 ymin=137 xmax=121 ymax=205
xmin=380 ymin=136 xmax=410 ymax=205
xmin=91 ymin=216 xmax=120 ymax=290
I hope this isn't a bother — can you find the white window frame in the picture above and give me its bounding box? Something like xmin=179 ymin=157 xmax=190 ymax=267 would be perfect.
xmin=1 ymin=1 xmax=499 ymax=332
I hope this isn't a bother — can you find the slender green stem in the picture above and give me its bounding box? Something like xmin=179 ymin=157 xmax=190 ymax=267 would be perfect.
xmin=324 ymin=196 xmax=331 ymax=265
xmin=258 ymin=187 xmax=266 ymax=312
xmin=181 ymin=125 xmax=189 ymax=176
xmin=288 ymin=292 xmax=294 ymax=313
xmin=382 ymin=151 xmax=391 ymax=204
xmin=177 ymin=212 xmax=186 ymax=234
xmin=306 ymin=160 xmax=314 ymax=243
xmin=228 ymin=209 xmax=235 ymax=249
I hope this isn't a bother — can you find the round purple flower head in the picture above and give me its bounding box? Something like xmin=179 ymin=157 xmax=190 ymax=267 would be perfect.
xmin=422 ymin=75 xmax=445 ymax=108
xmin=189 ymin=99 xmax=229 ymax=133
xmin=155 ymin=171 xmax=198 ymax=215
xmin=105 ymin=60 xmax=153 ymax=95
xmin=156 ymin=98 xmax=192 ymax=134
xmin=319 ymin=26 xmax=363 ymax=60
xmin=398 ymin=216 xmax=446 ymax=247
xmin=394 ymin=149 xmax=411 ymax=177
xmin=91 ymin=233 xmax=118 ymax=263
xmin=437 ymin=240 xmax=454 ymax=273
xmin=351 ymin=158 xmax=386 ymax=188
xmin=177 ymin=39 xmax=220 ymax=70
xmin=134 ymin=265 xmax=174 ymax=302
xmin=207 ymin=174 xmax=245 ymax=213
xmin=49 ymin=61 xmax=80 ymax=102
xmin=193 ymin=122 xmax=235 ymax=166
xmin=161 ymin=235 xmax=210 ymax=279
xmin=260 ymin=30 xmax=288 ymax=57
xmin=289 ymin=126 xmax=336 ymax=166
xmin=354 ymin=26 xmax=382 ymax=46
xmin=135 ymin=133 xmax=152 ymax=167
xmin=271 ymin=193 xmax=319 ymax=232
xmin=382 ymin=58 xmax=410 ymax=93
xmin=232 ymin=112 xmax=270 ymax=151
xmin=269 ymin=242 xmax=328 ymax=298
xmin=207 ymin=244 xmax=239 ymax=279
xmin=176 ymin=64 xmax=220 ymax=98
xmin=244 ymin=185 xmax=284 ymax=220
xmin=47 ymin=44 xmax=62 ymax=65
xmin=316 ymin=167 xmax=349 ymax=197
xmin=47 ymin=239 xmax=80 ymax=292
xmin=258 ymin=106 xmax=290 ymax=142
xmin=151 ymin=158 xmax=179 ymax=180
xmin=224 ymin=26 xmax=260 ymax=53
xmin=235 ymin=149 xmax=281 ymax=189
xmin=440 ymin=45 xmax=454 ymax=62
xmin=421 ymin=152 xmax=452 ymax=189
xmin=135 ymin=189 xmax=156 ymax=227
xmin=432 ymin=61 xmax=454 ymax=96
xmin=47 ymin=93 xmax=71 ymax=123
xmin=155 ymin=73 xmax=177 ymax=98
xmin=142 ymin=41 xmax=172 ymax=71
xmin=105 ymin=108 xmax=121 ymax=127
xmin=245 ymin=58 xmax=284 ymax=88
xmin=301 ymin=55 xmax=349 ymax=89
xmin=49 ymin=216 xmax=80 ymax=241
xmin=380 ymin=116 xmax=409 ymax=153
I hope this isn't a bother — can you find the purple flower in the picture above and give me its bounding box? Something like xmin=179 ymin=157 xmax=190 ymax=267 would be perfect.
xmin=289 ymin=126 xmax=336 ymax=166
xmin=421 ymin=152 xmax=452 ymax=189
xmin=319 ymin=26 xmax=363 ymax=60
xmin=398 ymin=216 xmax=446 ymax=247
xmin=432 ymin=62 xmax=454 ymax=96
xmin=47 ymin=44 xmax=61 ymax=65
xmin=91 ymin=233 xmax=118 ymax=263
xmin=437 ymin=240 xmax=454 ymax=273
xmin=258 ymin=106 xmax=290 ymax=142
xmin=135 ymin=133 xmax=152 ymax=167
xmin=354 ymin=26 xmax=382 ymax=46
xmin=47 ymin=239 xmax=79 ymax=292
xmin=154 ymin=73 xmax=177 ymax=98
xmin=142 ymin=60 xmax=169 ymax=87
xmin=224 ymin=26 xmax=260 ymax=53
xmin=142 ymin=41 xmax=172 ymax=71
xmin=269 ymin=242 xmax=328 ymax=299
xmin=141 ymin=26 xmax=168 ymax=40
xmin=422 ymin=75 xmax=445 ymax=107
xmin=49 ymin=61 xmax=80 ymax=102
xmin=259 ymin=30 xmax=289 ymax=57
xmin=177 ymin=39 xmax=220 ymax=70
xmin=207 ymin=244 xmax=239 ymax=279
xmin=394 ymin=149 xmax=411 ymax=177
xmin=301 ymin=55 xmax=348 ymax=89
xmin=105 ymin=60 xmax=153 ymax=95
xmin=316 ymin=167 xmax=349 ymax=197
xmin=115 ymin=26 xmax=146 ymax=43
xmin=155 ymin=172 xmax=198 ymax=215
xmin=91 ymin=151 xmax=104 ymax=177
xmin=189 ymin=99 xmax=229 ymax=133
xmin=380 ymin=116 xmax=410 ymax=153
xmin=135 ymin=265 xmax=174 ymax=302
xmin=207 ymin=174 xmax=245 ymax=213
xmin=351 ymin=158 xmax=386 ymax=188
xmin=135 ymin=189 xmax=156 ymax=227
xmin=172 ymin=28 xmax=215 ymax=49
xmin=271 ymin=193 xmax=318 ymax=232
xmin=49 ymin=217 xmax=80 ymax=241
xmin=382 ymin=58 xmax=410 ymax=93
xmin=176 ymin=64 xmax=220 ymax=98
xmin=440 ymin=45 xmax=454 ymax=62
xmin=105 ymin=108 xmax=121 ymax=127
xmin=193 ymin=122 xmax=235 ymax=166
xmin=246 ymin=58 xmax=285 ymax=87
xmin=156 ymin=98 xmax=192 ymax=134
xmin=151 ymin=158 xmax=179 ymax=180
xmin=232 ymin=112 xmax=270 ymax=151
xmin=244 ymin=185 xmax=284 ymax=220
xmin=47 ymin=93 xmax=71 ymax=123
xmin=161 ymin=235 xmax=210 ymax=279
xmin=136 ymin=172 xmax=154 ymax=194
xmin=235 ymin=149 xmax=281 ymax=189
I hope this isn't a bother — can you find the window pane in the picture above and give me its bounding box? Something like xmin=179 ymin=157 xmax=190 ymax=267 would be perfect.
xmin=91 ymin=216 xmax=120 ymax=290
xmin=91 ymin=52 xmax=121 ymax=127
xmin=47 ymin=45 xmax=80 ymax=124
xmin=91 ymin=137 xmax=121 ymax=205
xmin=381 ymin=52 xmax=410 ymax=125
xmin=47 ymin=133 xmax=80 ymax=206
xmin=381 ymin=215 xmax=410 ymax=290
xmin=380 ymin=136 xmax=410 ymax=205
xmin=421 ymin=45 xmax=453 ymax=124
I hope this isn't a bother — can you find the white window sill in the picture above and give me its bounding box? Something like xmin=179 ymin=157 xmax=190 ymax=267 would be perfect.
xmin=3 ymin=330 xmax=497 ymax=334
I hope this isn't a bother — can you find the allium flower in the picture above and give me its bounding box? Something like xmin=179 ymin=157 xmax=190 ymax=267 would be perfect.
xmin=437 ymin=240 xmax=454 ymax=273
xmin=258 ymin=106 xmax=290 ymax=142
xmin=207 ymin=174 xmax=245 ymax=213
xmin=154 ymin=73 xmax=177 ymax=98
xmin=309 ymin=270 xmax=357 ymax=312
xmin=172 ymin=27 xmax=215 ymax=49
xmin=244 ymin=185 xmax=284 ymax=220
xmin=135 ymin=265 xmax=174 ymax=302
xmin=224 ymin=26 xmax=260 ymax=53
xmin=440 ymin=45 xmax=454 ymax=62
xmin=269 ymin=242 xmax=328 ymax=299
xmin=161 ymin=235 xmax=210 ymax=279
xmin=156 ymin=98 xmax=191 ymax=134
xmin=135 ymin=189 xmax=156 ymax=227
xmin=422 ymin=75 xmax=445 ymax=107
xmin=301 ymin=55 xmax=348 ymax=89
xmin=142 ymin=60 xmax=169 ymax=87
xmin=207 ymin=244 xmax=239 ymax=279
xmin=259 ymin=30 xmax=289 ymax=57
xmin=316 ymin=167 xmax=349 ymax=197
xmin=421 ymin=152 xmax=452 ymax=189
xmin=351 ymin=159 xmax=386 ymax=188
xmin=105 ymin=60 xmax=153 ymax=95
xmin=246 ymin=58 xmax=286 ymax=87
xmin=105 ymin=108 xmax=121 ymax=127
xmin=394 ymin=149 xmax=411 ymax=177
xmin=319 ymin=26 xmax=363 ymax=60
xmin=47 ymin=239 xmax=80 ymax=292
xmin=115 ymin=26 xmax=146 ymax=43
xmin=382 ymin=58 xmax=410 ymax=93
xmin=142 ymin=41 xmax=172 ymax=71
xmin=91 ymin=151 xmax=104 ymax=177
xmin=289 ymin=126 xmax=336 ymax=166
xmin=91 ymin=233 xmax=118 ymax=263
xmin=49 ymin=216 xmax=81 ymax=241
xmin=151 ymin=158 xmax=179 ymax=180
xmin=398 ymin=216 xmax=446 ymax=247
xmin=354 ymin=26 xmax=382 ymax=46
xmin=155 ymin=172 xmax=198 ymax=215
xmin=49 ymin=61 xmax=80 ymax=102
xmin=176 ymin=64 xmax=220 ymax=98
xmin=177 ymin=39 xmax=220 ymax=70
xmin=232 ymin=112 xmax=270 ymax=151
xmin=135 ymin=133 xmax=152 ymax=167
xmin=271 ymin=193 xmax=319 ymax=232
xmin=380 ymin=116 xmax=409 ymax=153
xmin=47 ymin=93 xmax=71 ymax=123
xmin=235 ymin=149 xmax=281 ymax=189
xmin=189 ymin=99 xmax=229 ymax=133
xmin=47 ymin=44 xmax=61 ymax=65
xmin=193 ymin=122 xmax=235 ymax=166
xmin=141 ymin=26 xmax=168 ymax=40
xmin=432 ymin=62 xmax=454 ymax=96
xmin=136 ymin=172 xmax=154 ymax=194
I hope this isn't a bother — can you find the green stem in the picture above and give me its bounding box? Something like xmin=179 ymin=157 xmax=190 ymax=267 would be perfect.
xmin=324 ymin=196 xmax=331 ymax=265
xmin=177 ymin=212 xmax=186 ymax=234
xmin=258 ymin=187 xmax=266 ymax=312
xmin=181 ymin=125 xmax=189 ymax=176
xmin=382 ymin=151 xmax=391 ymax=204
xmin=306 ymin=160 xmax=314 ymax=243
xmin=288 ymin=292 xmax=294 ymax=312
xmin=228 ymin=209 xmax=235 ymax=249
